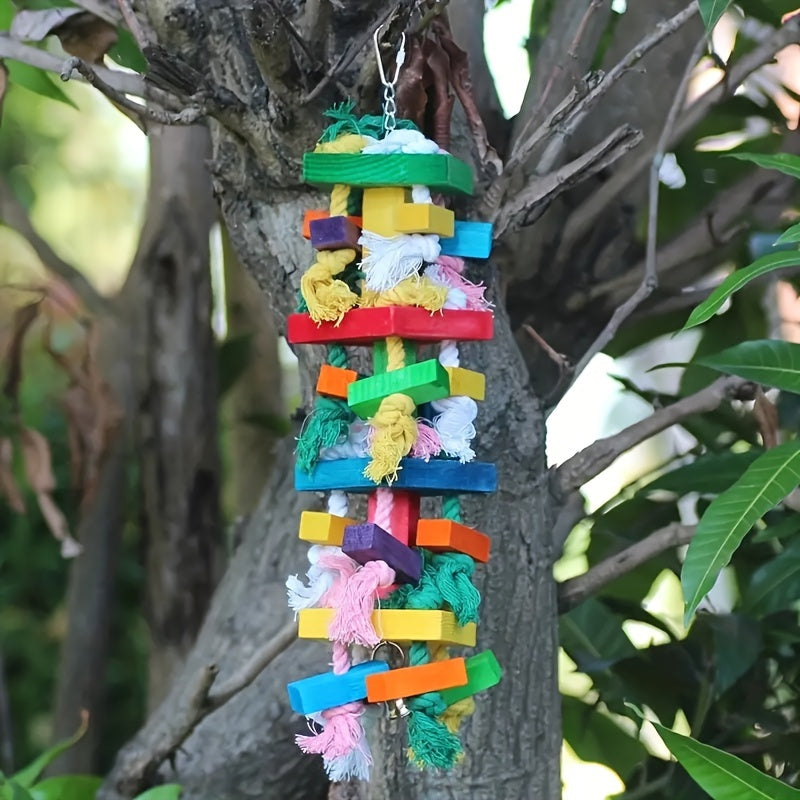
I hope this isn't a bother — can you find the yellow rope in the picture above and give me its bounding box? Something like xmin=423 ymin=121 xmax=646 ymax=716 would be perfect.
xmin=314 ymin=135 xmax=365 ymax=217
xmin=364 ymin=393 xmax=417 ymax=483
xmin=360 ymin=276 xmax=447 ymax=311
xmin=300 ymin=249 xmax=358 ymax=324
xmin=385 ymin=336 xmax=405 ymax=371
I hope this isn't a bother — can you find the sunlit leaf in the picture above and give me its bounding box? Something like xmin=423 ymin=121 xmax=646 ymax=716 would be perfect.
xmin=698 ymin=0 xmax=734 ymax=33
xmin=652 ymin=722 xmax=800 ymax=799
xmin=682 ymin=440 xmax=800 ymax=623
xmin=133 ymin=785 xmax=182 ymax=800
xmin=13 ymin=712 xmax=88 ymax=787
xmin=562 ymin=695 xmax=647 ymax=780
xmin=30 ymin=775 xmax=102 ymax=800
xmin=683 ymin=251 xmax=800 ymax=329
xmin=744 ymin=538 xmax=800 ymax=615
xmin=5 ymin=62 xmax=78 ymax=109
xmin=0 ymin=0 xmax=14 ymax=30
xmin=776 ymin=222 xmax=800 ymax=245
xmin=726 ymin=151 xmax=800 ymax=180
xmin=699 ymin=340 xmax=800 ymax=394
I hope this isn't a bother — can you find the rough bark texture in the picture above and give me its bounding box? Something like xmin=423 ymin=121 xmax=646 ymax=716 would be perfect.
xmin=124 ymin=125 xmax=222 ymax=708
xmin=96 ymin=0 xmax=797 ymax=797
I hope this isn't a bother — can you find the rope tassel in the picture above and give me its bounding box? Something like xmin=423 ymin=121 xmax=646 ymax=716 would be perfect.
xmin=364 ymin=393 xmax=418 ymax=484
xmin=300 ymin=249 xmax=359 ymax=324
xmin=358 ymin=232 xmax=441 ymax=291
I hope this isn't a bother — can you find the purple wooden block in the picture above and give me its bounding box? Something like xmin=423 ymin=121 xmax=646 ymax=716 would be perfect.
xmin=342 ymin=522 xmax=422 ymax=584
xmin=309 ymin=216 xmax=361 ymax=251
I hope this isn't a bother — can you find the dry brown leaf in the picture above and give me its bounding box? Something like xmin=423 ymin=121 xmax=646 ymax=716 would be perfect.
xmin=0 ymin=436 xmax=25 ymax=513
xmin=54 ymin=13 xmax=118 ymax=65
xmin=754 ymin=388 xmax=780 ymax=449
xmin=9 ymin=9 xmax=117 ymax=64
xmin=43 ymin=319 xmax=122 ymax=506
xmin=396 ymin=36 xmax=428 ymax=131
xmin=21 ymin=427 xmax=56 ymax=493
xmin=37 ymin=490 xmax=82 ymax=558
xmin=2 ymin=302 xmax=40 ymax=407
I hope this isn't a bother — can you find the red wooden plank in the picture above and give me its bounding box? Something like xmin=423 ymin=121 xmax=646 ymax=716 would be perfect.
xmin=287 ymin=308 xmax=494 ymax=345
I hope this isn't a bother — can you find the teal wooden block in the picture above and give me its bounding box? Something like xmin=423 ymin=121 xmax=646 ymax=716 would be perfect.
xmin=348 ymin=359 xmax=450 ymax=418
xmin=295 ymin=458 xmax=497 ymax=494
xmin=303 ymin=153 xmax=473 ymax=195
xmin=439 ymin=221 xmax=493 ymax=259
xmin=287 ymin=661 xmax=390 ymax=715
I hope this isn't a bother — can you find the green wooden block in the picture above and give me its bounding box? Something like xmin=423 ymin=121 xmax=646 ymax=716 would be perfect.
xmin=440 ymin=651 xmax=502 ymax=706
xmin=303 ymin=153 xmax=474 ymax=195
xmin=373 ymin=340 xmax=417 ymax=375
xmin=348 ymin=359 xmax=449 ymax=418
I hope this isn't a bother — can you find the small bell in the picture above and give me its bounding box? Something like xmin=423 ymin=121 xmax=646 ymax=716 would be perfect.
xmin=388 ymin=697 xmax=411 ymax=720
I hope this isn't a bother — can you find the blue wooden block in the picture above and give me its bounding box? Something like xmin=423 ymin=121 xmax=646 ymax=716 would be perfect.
xmin=439 ymin=221 xmax=493 ymax=259
xmin=287 ymin=661 xmax=390 ymax=715
xmin=342 ymin=522 xmax=422 ymax=583
xmin=295 ymin=458 xmax=497 ymax=494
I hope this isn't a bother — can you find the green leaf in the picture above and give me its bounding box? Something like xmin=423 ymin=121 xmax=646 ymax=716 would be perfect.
xmin=683 ymin=251 xmax=800 ymax=330
xmin=751 ymin=512 xmax=800 ymax=543
xmin=1 ymin=781 xmax=35 ymax=800
xmin=644 ymin=451 xmax=761 ymax=496
xmin=562 ymin=695 xmax=647 ymax=780
xmin=107 ymin=28 xmax=147 ymax=72
xmin=652 ymin=722 xmax=800 ymax=799
xmin=13 ymin=714 xmax=88 ymax=787
xmin=0 ymin=0 xmax=14 ymax=30
xmin=30 ymin=776 xmax=102 ymax=800
xmin=744 ymin=538 xmax=800 ymax=615
xmin=704 ymin=614 xmax=762 ymax=694
xmin=682 ymin=440 xmax=800 ymax=623
xmin=698 ymin=0 xmax=734 ymax=32
xmin=133 ymin=785 xmax=182 ymax=800
xmin=5 ymin=62 xmax=78 ymax=109
xmin=775 ymin=222 xmax=800 ymax=245
xmin=726 ymin=151 xmax=800 ymax=180
xmin=559 ymin=598 xmax=636 ymax=672
xmin=699 ymin=340 xmax=800 ymax=394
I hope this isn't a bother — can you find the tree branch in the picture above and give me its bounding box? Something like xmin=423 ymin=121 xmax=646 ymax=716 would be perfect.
xmin=60 ymin=56 xmax=206 ymax=128
xmin=0 ymin=178 xmax=111 ymax=317
xmin=568 ymin=34 xmax=704 ymax=384
xmin=108 ymin=620 xmax=297 ymax=793
xmin=559 ymin=523 xmax=695 ymax=611
xmin=0 ymin=34 xmax=143 ymax=95
xmin=493 ymin=123 xmax=643 ymax=240
xmin=560 ymin=16 xmax=800 ymax=251
xmin=556 ymin=375 xmax=751 ymax=495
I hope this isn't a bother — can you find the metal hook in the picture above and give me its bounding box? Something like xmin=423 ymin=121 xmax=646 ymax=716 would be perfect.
xmin=373 ymin=23 xmax=406 ymax=89
xmin=370 ymin=640 xmax=406 ymax=666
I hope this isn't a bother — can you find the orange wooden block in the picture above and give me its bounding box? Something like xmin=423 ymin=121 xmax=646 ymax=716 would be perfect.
xmin=415 ymin=518 xmax=491 ymax=562
xmin=316 ymin=364 xmax=358 ymax=399
xmin=302 ymin=210 xmax=363 ymax=239
xmin=366 ymin=657 xmax=468 ymax=703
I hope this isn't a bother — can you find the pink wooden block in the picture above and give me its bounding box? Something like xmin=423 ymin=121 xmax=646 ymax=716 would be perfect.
xmin=367 ymin=490 xmax=421 ymax=546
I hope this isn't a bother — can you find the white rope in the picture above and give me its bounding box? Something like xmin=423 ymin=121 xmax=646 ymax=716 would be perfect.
xmin=358 ymin=231 xmax=441 ymax=291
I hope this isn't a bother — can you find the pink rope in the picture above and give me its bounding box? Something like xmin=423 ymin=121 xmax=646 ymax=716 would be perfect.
xmin=410 ymin=419 xmax=442 ymax=461
xmin=295 ymin=702 xmax=366 ymax=759
xmin=374 ymin=488 xmax=394 ymax=535
xmin=328 ymin=561 xmax=396 ymax=647
xmin=431 ymin=257 xmax=490 ymax=310
xmin=317 ymin=550 xmax=359 ymax=608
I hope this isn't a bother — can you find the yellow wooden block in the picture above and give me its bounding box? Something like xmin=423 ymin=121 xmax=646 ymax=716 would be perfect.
xmin=298 ymin=511 xmax=358 ymax=545
xmin=362 ymin=187 xmax=407 ymax=237
xmin=394 ymin=204 xmax=455 ymax=237
xmin=445 ymin=367 xmax=485 ymax=400
xmin=298 ymin=609 xmax=477 ymax=645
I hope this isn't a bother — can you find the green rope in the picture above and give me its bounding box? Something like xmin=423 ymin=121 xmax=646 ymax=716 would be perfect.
xmin=295 ymin=397 xmax=353 ymax=474
xmin=318 ymin=99 xmax=419 ymax=143
xmin=327 ymin=344 xmax=348 ymax=369
xmin=384 ymin=551 xmax=480 ymax=626
xmin=442 ymin=495 xmax=462 ymax=523
xmin=405 ymin=643 xmax=463 ymax=769
xmin=296 ymin=289 xmax=308 ymax=313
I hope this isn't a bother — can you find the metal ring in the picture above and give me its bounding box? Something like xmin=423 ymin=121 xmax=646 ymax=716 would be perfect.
xmin=370 ymin=639 xmax=406 ymax=666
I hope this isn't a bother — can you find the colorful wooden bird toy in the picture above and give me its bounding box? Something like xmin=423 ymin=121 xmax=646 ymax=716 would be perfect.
xmin=284 ymin=62 xmax=502 ymax=780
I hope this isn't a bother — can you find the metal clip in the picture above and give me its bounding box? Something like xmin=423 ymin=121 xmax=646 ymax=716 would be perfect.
xmin=372 ymin=21 xmax=406 ymax=136
xmin=370 ymin=640 xmax=410 ymax=720
xmin=387 ymin=697 xmax=412 ymax=719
